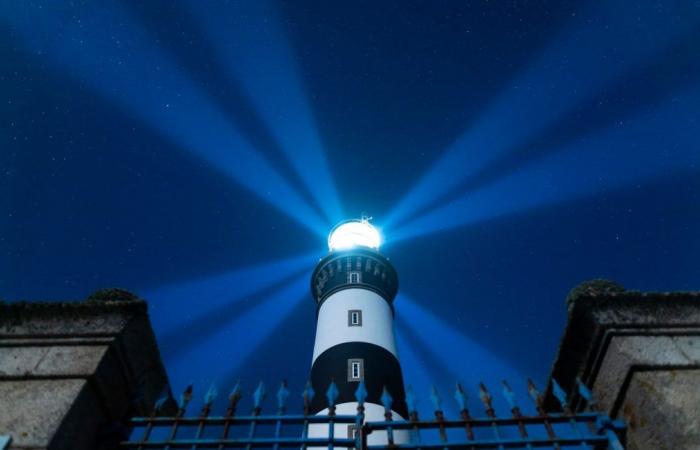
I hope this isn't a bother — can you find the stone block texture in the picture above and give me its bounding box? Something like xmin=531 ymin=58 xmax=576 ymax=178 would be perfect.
xmin=0 ymin=299 xmax=168 ymax=450
xmin=545 ymin=280 xmax=700 ymax=450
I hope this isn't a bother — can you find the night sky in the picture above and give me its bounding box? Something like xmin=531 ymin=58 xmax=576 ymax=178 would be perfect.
xmin=2 ymin=1 xmax=699 ymax=415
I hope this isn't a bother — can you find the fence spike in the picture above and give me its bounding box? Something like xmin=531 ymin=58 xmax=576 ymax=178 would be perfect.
xmin=229 ymin=381 xmax=242 ymax=402
xmin=302 ymin=381 xmax=315 ymax=403
xmin=501 ymin=380 xmax=517 ymax=409
xmin=354 ymin=380 xmax=368 ymax=406
xmin=179 ymin=383 xmax=193 ymax=412
xmin=429 ymin=385 xmax=442 ymax=412
xmin=478 ymin=382 xmax=495 ymax=417
xmin=454 ymin=382 xmax=468 ymax=411
xmin=277 ymin=381 xmax=290 ymax=412
xmin=406 ymin=386 xmax=418 ymax=414
xmin=527 ymin=378 xmax=551 ymax=419
xmin=381 ymin=386 xmax=394 ymax=411
xmin=576 ymin=377 xmax=596 ymax=407
xmin=302 ymin=381 xmax=315 ymax=415
xmin=253 ymin=381 xmax=266 ymax=409
xmin=527 ymin=379 xmax=540 ymax=404
xmin=154 ymin=384 xmax=173 ymax=413
xmin=155 ymin=396 xmax=167 ymax=411
xmin=551 ymin=378 xmax=568 ymax=411
xmin=226 ymin=381 xmax=242 ymax=416
xmin=326 ymin=380 xmax=339 ymax=407
xmin=204 ymin=383 xmax=218 ymax=406
xmin=151 ymin=384 xmax=179 ymax=416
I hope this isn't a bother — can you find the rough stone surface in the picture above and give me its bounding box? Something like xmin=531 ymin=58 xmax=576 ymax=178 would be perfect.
xmin=0 ymin=301 xmax=145 ymax=336
xmin=592 ymin=334 xmax=700 ymax=414
xmin=0 ymin=299 xmax=168 ymax=450
xmin=621 ymin=370 xmax=700 ymax=450
xmin=0 ymin=345 xmax=108 ymax=377
xmin=0 ymin=380 xmax=83 ymax=449
xmin=546 ymin=280 xmax=700 ymax=450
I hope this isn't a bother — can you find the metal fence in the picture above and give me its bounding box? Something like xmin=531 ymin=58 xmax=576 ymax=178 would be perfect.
xmin=121 ymin=378 xmax=625 ymax=450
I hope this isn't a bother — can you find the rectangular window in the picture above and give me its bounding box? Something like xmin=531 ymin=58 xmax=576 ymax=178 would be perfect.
xmin=352 ymin=362 xmax=361 ymax=378
xmin=347 ymin=271 xmax=361 ymax=284
xmin=347 ymin=358 xmax=364 ymax=381
xmin=348 ymin=309 xmax=362 ymax=326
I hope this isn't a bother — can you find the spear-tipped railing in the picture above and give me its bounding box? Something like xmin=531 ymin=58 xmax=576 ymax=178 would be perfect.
xmin=121 ymin=378 xmax=625 ymax=449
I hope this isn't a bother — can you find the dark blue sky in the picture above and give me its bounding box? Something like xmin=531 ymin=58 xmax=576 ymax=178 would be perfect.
xmin=2 ymin=1 xmax=699 ymax=414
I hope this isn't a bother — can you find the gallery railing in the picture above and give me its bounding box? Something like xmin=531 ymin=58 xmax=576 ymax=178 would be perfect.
xmin=120 ymin=378 xmax=625 ymax=449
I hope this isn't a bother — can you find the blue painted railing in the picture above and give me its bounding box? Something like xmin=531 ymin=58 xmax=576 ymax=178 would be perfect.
xmin=121 ymin=378 xmax=625 ymax=449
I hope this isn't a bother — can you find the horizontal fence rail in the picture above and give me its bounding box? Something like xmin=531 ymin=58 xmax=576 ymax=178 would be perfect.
xmin=121 ymin=378 xmax=625 ymax=450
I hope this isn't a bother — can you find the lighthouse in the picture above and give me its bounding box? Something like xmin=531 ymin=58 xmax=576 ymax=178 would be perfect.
xmin=308 ymin=218 xmax=408 ymax=441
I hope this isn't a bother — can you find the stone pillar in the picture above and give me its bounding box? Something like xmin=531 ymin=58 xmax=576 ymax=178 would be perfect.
xmin=545 ymin=280 xmax=700 ymax=450
xmin=0 ymin=291 xmax=168 ymax=450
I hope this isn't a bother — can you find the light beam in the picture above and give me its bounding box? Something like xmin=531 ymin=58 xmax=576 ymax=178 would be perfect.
xmin=143 ymin=251 xmax=318 ymax=336
xmin=391 ymin=88 xmax=700 ymax=243
xmin=386 ymin=1 xmax=700 ymax=229
xmin=187 ymin=0 xmax=343 ymax=223
xmin=161 ymin=276 xmax=309 ymax=412
xmin=0 ymin=1 xmax=327 ymax=236
xmin=396 ymin=295 xmax=522 ymax=394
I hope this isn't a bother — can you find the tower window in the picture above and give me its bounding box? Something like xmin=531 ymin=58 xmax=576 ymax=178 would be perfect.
xmin=347 ymin=359 xmax=364 ymax=381
xmin=347 ymin=271 xmax=361 ymax=284
xmin=348 ymin=309 xmax=362 ymax=326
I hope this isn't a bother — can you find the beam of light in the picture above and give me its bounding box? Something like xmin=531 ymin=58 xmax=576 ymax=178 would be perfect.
xmin=186 ymin=0 xmax=343 ymax=224
xmin=142 ymin=251 xmax=318 ymax=337
xmin=0 ymin=2 xmax=327 ymax=236
xmin=396 ymin=295 xmax=522 ymax=396
xmin=161 ymin=276 xmax=309 ymax=412
xmin=394 ymin=322 xmax=438 ymax=393
xmin=391 ymin=88 xmax=700 ymax=243
xmin=386 ymin=1 xmax=700 ymax=229
xmin=397 ymin=324 xmax=513 ymax=417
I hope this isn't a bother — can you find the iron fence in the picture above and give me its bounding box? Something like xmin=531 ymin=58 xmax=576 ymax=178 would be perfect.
xmin=121 ymin=378 xmax=625 ymax=450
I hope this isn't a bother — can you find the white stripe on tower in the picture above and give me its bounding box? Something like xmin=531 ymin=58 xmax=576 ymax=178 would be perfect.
xmin=312 ymin=288 xmax=397 ymax=362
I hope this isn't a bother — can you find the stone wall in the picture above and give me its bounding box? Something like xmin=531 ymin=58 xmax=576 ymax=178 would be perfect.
xmin=545 ymin=280 xmax=700 ymax=450
xmin=0 ymin=297 xmax=168 ymax=450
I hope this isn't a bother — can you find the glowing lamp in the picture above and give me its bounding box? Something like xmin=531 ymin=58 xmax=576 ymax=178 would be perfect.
xmin=328 ymin=219 xmax=381 ymax=251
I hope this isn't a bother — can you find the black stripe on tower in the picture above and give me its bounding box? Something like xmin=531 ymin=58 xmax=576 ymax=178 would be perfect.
xmin=311 ymin=248 xmax=398 ymax=309
xmin=309 ymin=342 xmax=408 ymax=418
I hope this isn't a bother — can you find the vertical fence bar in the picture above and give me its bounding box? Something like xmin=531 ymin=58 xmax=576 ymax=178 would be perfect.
xmin=381 ymin=387 xmax=395 ymax=447
xmin=140 ymin=391 xmax=170 ymax=450
xmin=301 ymin=382 xmax=315 ymax=450
xmin=246 ymin=382 xmax=266 ymax=450
xmin=501 ymin=381 xmax=532 ymax=450
xmin=328 ymin=408 xmax=336 ymax=450
xmin=163 ymin=384 xmax=192 ymax=450
xmin=192 ymin=384 xmax=217 ymax=450
xmin=355 ymin=381 xmax=368 ymax=450
xmin=219 ymin=383 xmax=241 ymax=450
xmin=527 ymin=379 xmax=559 ymax=449
xmin=454 ymin=383 xmax=475 ymax=448
xmin=327 ymin=381 xmax=339 ymax=450
xmin=429 ymin=386 xmax=447 ymax=444
xmin=595 ymin=416 xmax=625 ymax=450
xmin=552 ymin=379 xmax=590 ymax=450
xmin=479 ymin=383 xmax=506 ymax=450
xmin=405 ymin=387 xmax=421 ymax=446
xmin=136 ymin=414 xmax=152 ymax=450
xmin=273 ymin=381 xmax=290 ymax=450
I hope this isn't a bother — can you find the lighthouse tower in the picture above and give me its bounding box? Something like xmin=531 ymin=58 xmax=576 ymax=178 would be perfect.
xmin=308 ymin=218 xmax=408 ymax=437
